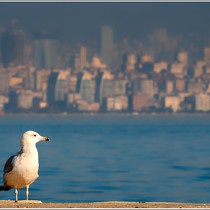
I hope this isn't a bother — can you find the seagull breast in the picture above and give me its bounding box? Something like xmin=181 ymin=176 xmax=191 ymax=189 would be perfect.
xmin=4 ymin=149 xmax=39 ymax=189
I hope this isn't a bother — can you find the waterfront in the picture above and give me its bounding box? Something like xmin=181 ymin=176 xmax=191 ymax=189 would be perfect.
xmin=0 ymin=115 xmax=210 ymax=203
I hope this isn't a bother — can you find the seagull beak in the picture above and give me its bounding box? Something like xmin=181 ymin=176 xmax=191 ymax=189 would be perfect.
xmin=40 ymin=136 xmax=50 ymax=141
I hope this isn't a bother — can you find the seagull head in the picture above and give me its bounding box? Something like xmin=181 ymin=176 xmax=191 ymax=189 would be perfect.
xmin=21 ymin=130 xmax=50 ymax=147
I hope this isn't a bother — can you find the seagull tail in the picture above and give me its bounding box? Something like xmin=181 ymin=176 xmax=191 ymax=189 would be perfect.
xmin=0 ymin=185 xmax=11 ymax=191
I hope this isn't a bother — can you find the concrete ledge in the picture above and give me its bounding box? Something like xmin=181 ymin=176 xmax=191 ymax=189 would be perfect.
xmin=0 ymin=201 xmax=209 ymax=208
xmin=14 ymin=200 xmax=42 ymax=204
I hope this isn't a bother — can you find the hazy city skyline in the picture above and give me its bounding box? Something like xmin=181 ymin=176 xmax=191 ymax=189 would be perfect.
xmin=0 ymin=2 xmax=210 ymax=44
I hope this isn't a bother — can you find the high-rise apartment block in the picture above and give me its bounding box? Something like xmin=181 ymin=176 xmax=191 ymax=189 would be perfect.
xmin=175 ymin=79 xmax=186 ymax=92
xmin=132 ymin=93 xmax=148 ymax=112
xmin=80 ymin=45 xmax=87 ymax=70
xmin=140 ymin=79 xmax=155 ymax=98
xmin=166 ymin=80 xmax=174 ymax=94
xmin=33 ymin=35 xmax=58 ymax=70
xmin=125 ymin=53 xmax=137 ymax=72
xmin=100 ymin=25 xmax=114 ymax=68
xmin=1 ymin=30 xmax=26 ymax=67
xmin=195 ymin=93 xmax=210 ymax=111
xmin=204 ymin=47 xmax=210 ymax=65
xmin=177 ymin=50 xmax=188 ymax=66
xmin=132 ymin=79 xmax=155 ymax=98
xmin=76 ymin=71 xmax=95 ymax=103
xmin=95 ymin=70 xmax=114 ymax=103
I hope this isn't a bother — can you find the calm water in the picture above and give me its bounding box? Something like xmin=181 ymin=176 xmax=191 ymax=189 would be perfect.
xmin=0 ymin=115 xmax=210 ymax=203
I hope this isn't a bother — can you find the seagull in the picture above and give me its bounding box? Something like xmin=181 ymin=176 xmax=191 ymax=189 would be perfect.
xmin=0 ymin=130 xmax=50 ymax=202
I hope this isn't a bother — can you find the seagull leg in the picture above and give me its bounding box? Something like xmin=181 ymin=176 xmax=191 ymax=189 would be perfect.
xmin=26 ymin=185 xmax=29 ymax=200
xmin=15 ymin=188 xmax=18 ymax=202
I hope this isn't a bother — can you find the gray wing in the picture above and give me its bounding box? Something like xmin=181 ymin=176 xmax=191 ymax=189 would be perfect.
xmin=3 ymin=155 xmax=16 ymax=174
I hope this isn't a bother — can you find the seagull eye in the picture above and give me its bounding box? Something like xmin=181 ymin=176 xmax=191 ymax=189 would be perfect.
xmin=33 ymin=134 xmax=36 ymax=137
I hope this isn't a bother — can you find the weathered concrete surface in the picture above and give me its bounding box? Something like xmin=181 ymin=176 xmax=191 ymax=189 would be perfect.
xmin=0 ymin=200 xmax=210 ymax=208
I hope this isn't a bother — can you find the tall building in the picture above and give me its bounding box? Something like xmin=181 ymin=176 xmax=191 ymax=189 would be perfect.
xmin=114 ymin=79 xmax=128 ymax=95
xmin=47 ymin=71 xmax=68 ymax=106
xmin=132 ymin=79 xmax=154 ymax=98
xmin=56 ymin=72 xmax=69 ymax=101
xmin=166 ymin=80 xmax=174 ymax=94
xmin=132 ymin=93 xmax=148 ymax=112
xmin=33 ymin=34 xmax=59 ymax=70
xmin=175 ymin=79 xmax=186 ymax=92
xmin=95 ymin=70 xmax=114 ymax=103
xmin=100 ymin=25 xmax=114 ymax=68
xmin=204 ymin=47 xmax=210 ymax=65
xmin=195 ymin=93 xmax=210 ymax=112
xmin=140 ymin=79 xmax=155 ymax=98
xmin=76 ymin=71 xmax=95 ymax=103
xmin=1 ymin=30 xmax=26 ymax=67
xmin=194 ymin=60 xmax=205 ymax=77
xmin=187 ymin=80 xmax=204 ymax=94
xmin=121 ymin=53 xmax=137 ymax=73
xmin=0 ymin=71 xmax=9 ymax=94
xmin=47 ymin=71 xmax=59 ymax=105
xmin=4 ymin=90 xmax=18 ymax=112
xmin=18 ymin=90 xmax=34 ymax=109
xmin=80 ymin=45 xmax=87 ymax=70
xmin=176 ymin=50 xmax=188 ymax=66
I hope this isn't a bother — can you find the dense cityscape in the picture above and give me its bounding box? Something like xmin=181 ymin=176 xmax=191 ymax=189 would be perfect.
xmin=1 ymin=23 xmax=210 ymax=114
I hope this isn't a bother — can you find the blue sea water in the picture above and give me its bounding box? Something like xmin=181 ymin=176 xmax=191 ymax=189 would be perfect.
xmin=0 ymin=115 xmax=210 ymax=203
